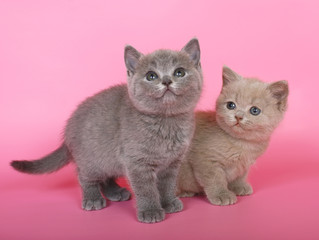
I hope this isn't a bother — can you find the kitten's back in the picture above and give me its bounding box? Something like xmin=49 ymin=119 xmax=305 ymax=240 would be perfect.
xmin=64 ymin=84 xmax=129 ymax=172
xmin=65 ymin=84 xmax=127 ymax=142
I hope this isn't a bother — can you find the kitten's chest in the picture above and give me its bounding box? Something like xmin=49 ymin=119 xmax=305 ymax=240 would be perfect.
xmin=123 ymin=114 xmax=194 ymax=162
xmin=145 ymin=117 xmax=193 ymax=156
xmin=223 ymin=151 xmax=253 ymax=182
xmin=224 ymin=141 xmax=266 ymax=181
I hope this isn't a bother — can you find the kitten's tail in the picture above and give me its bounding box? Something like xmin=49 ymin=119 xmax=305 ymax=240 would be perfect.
xmin=11 ymin=143 xmax=72 ymax=174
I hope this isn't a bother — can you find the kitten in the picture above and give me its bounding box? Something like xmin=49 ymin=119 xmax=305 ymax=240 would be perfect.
xmin=11 ymin=39 xmax=203 ymax=223
xmin=177 ymin=66 xmax=288 ymax=205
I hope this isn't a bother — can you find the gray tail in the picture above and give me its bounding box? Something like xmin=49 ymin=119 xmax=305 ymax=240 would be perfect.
xmin=11 ymin=143 xmax=72 ymax=174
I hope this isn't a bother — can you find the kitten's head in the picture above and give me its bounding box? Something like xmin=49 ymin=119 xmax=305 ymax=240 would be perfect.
xmin=216 ymin=66 xmax=289 ymax=142
xmin=124 ymin=39 xmax=203 ymax=116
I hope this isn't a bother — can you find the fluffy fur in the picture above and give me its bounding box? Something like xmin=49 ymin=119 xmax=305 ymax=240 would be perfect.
xmin=177 ymin=66 xmax=289 ymax=205
xmin=11 ymin=39 xmax=203 ymax=223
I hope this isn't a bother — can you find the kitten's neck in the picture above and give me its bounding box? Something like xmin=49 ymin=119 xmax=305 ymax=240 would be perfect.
xmin=216 ymin=123 xmax=270 ymax=158
xmin=224 ymin=126 xmax=271 ymax=145
xmin=143 ymin=110 xmax=193 ymax=119
xmin=231 ymin=130 xmax=271 ymax=144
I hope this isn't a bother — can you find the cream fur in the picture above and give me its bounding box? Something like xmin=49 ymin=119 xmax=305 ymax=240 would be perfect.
xmin=177 ymin=66 xmax=289 ymax=205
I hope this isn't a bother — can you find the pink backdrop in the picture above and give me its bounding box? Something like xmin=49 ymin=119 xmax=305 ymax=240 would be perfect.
xmin=1 ymin=0 xmax=318 ymax=239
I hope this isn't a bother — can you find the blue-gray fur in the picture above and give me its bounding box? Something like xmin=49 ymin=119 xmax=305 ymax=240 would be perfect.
xmin=11 ymin=38 xmax=203 ymax=223
xmin=11 ymin=144 xmax=71 ymax=174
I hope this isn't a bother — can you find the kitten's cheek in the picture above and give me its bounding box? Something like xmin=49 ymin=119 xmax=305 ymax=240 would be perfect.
xmin=172 ymin=83 xmax=192 ymax=96
xmin=153 ymin=91 xmax=165 ymax=99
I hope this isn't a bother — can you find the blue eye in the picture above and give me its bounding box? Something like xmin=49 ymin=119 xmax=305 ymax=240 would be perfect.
xmin=227 ymin=102 xmax=236 ymax=110
xmin=146 ymin=71 xmax=158 ymax=81
xmin=174 ymin=68 xmax=186 ymax=77
xmin=250 ymin=106 xmax=261 ymax=116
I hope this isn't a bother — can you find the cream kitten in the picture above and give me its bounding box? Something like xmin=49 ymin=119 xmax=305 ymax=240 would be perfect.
xmin=177 ymin=66 xmax=289 ymax=205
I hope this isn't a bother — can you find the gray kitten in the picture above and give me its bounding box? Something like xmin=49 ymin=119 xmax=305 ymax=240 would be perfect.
xmin=11 ymin=39 xmax=203 ymax=223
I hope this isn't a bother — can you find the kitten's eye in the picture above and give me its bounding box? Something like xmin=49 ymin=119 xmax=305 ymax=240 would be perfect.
xmin=250 ymin=106 xmax=261 ymax=116
xmin=226 ymin=102 xmax=236 ymax=110
xmin=146 ymin=71 xmax=158 ymax=81
xmin=174 ymin=68 xmax=186 ymax=78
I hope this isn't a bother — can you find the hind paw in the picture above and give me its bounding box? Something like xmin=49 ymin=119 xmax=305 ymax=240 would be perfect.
xmin=105 ymin=187 xmax=131 ymax=202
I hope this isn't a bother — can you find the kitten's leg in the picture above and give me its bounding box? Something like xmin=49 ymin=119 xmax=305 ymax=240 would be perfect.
xmin=79 ymin=176 xmax=106 ymax=211
xmin=126 ymin=163 xmax=165 ymax=223
xmin=177 ymin=191 xmax=197 ymax=198
xmin=157 ymin=160 xmax=183 ymax=214
xmin=195 ymin=164 xmax=237 ymax=206
xmin=100 ymin=178 xmax=131 ymax=201
xmin=176 ymin=160 xmax=202 ymax=198
xmin=228 ymin=174 xmax=253 ymax=196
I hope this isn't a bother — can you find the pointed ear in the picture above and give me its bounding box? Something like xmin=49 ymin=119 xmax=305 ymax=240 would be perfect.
xmin=182 ymin=38 xmax=200 ymax=66
xmin=268 ymin=80 xmax=289 ymax=111
xmin=222 ymin=66 xmax=242 ymax=86
xmin=124 ymin=45 xmax=143 ymax=74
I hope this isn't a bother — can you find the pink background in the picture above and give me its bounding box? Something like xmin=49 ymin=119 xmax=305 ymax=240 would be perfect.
xmin=1 ymin=0 xmax=318 ymax=239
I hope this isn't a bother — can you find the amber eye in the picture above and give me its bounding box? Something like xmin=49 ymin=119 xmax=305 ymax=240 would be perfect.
xmin=227 ymin=102 xmax=236 ymax=110
xmin=174 ymin=68 xmax=186 ymax=78
xmin=250 ymin=106 xmax=261 ymax=116
xmin=146 ymin=71 xmax=158 ymax=81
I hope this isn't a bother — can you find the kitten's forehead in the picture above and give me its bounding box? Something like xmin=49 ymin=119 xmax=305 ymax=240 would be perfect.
xmin=223 ymin=78 xmax=272 ymax=106
xmin=138 ymin=49 xmax=192 ymax=73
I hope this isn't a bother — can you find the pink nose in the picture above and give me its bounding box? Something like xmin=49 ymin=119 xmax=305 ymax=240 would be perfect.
xmin=235 ymin=115 xmax=243 ymax=121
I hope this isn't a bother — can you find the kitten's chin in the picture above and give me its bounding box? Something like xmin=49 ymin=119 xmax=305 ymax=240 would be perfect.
xmin=226 ymin=124 xmax=271 ymax=142
xmin=228 ymin=124 xmax=247 ymax=136
xmin=161 ymin=90 xmax=177 ymax=105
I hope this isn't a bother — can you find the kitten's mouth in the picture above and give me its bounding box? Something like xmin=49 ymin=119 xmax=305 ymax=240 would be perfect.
xmin=161 ymin=87 xmax=177 ymax=97
xmin=232 ymin=122 xmax=250 ymax=132
xmin=232 ymin=122 xmax=243 ymax=129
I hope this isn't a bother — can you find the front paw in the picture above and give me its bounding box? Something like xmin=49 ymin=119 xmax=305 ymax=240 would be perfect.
xmin=137 ymin=208 xmax=165 ymax=224
xmin=82 ymin=197 xmax=107 ymax=211
xmin=162 ymin=198 xmax=183 ymax=213
xmin=207 ymin=190 xmax=237 ymax=206
xmin=229 ymin=182 xmax=253 ymax=196
xmin=177 ymin=191 xmax=196 ymax=198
